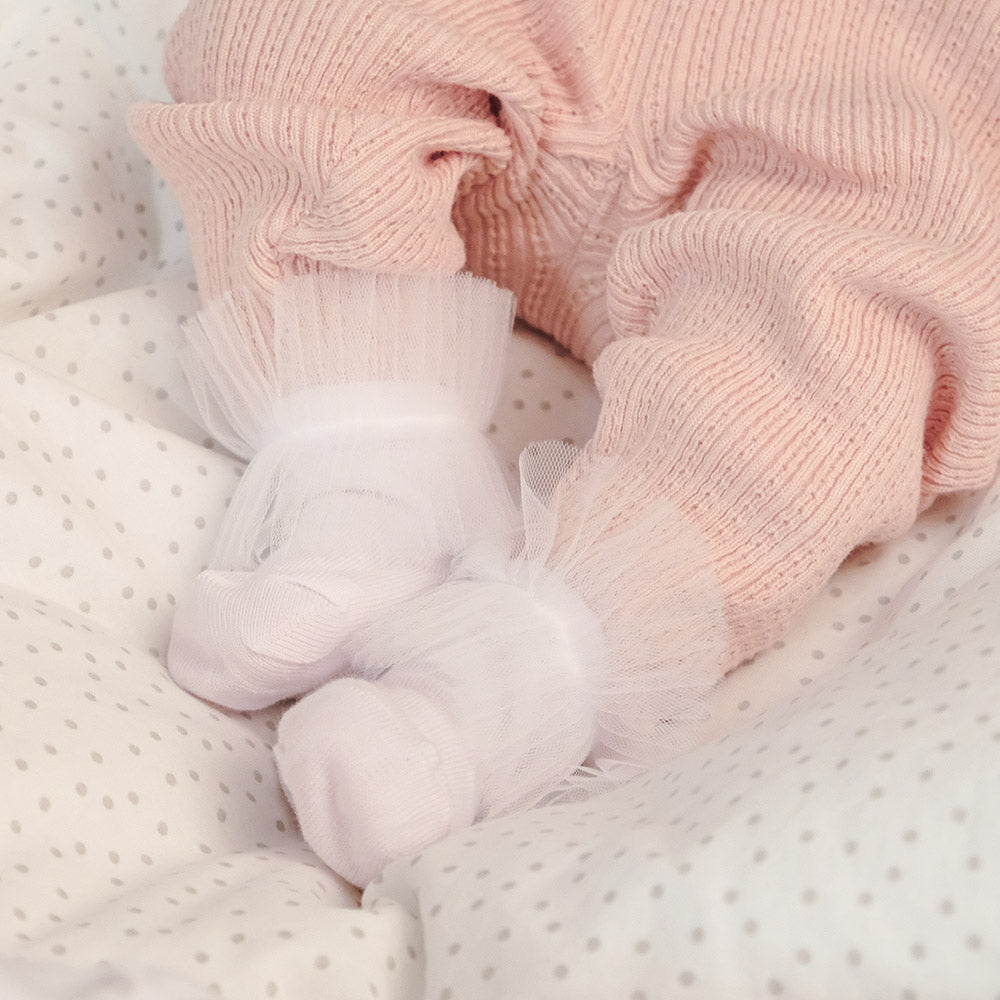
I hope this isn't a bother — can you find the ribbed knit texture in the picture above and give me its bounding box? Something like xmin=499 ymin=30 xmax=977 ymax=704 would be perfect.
xmin=130 ymin=0 xmax=1000 ymax=678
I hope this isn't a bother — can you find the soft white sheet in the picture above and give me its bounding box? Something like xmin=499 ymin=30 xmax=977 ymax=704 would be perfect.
xmin=2 ymin=3 xmax=999 ymax=998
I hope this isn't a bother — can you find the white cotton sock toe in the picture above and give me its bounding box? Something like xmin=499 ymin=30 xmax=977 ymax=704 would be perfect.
xmin=168 ymin=564 xmax=360 ymax=711
xmin=168 ymin=541 xmax=445 ymax=712
xmin=274 ymin=678 xmax=478 ymax=886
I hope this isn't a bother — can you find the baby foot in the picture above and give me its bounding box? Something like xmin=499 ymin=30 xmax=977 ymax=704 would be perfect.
xmin=167 ymin=490 xmax=447 ymax=711
xmin=274 ymin=678 xmax=478 ymax=886
xmin=274 ymin=576 xmax=597 ymax=883
xmin=167 ymin=269 xmax=518 ymax=713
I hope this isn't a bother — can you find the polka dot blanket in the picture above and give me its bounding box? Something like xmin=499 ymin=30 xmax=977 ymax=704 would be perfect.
xmin=2 ymin=4 xmax=998 ymax=998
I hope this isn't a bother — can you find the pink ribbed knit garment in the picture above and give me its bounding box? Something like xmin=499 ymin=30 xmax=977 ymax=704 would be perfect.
xmin=130 ymin=0 xmax=1000 ymax=686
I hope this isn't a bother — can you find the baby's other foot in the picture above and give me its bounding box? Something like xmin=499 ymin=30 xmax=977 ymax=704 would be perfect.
xmin=274 ymin=679 xmax=477 ymax=885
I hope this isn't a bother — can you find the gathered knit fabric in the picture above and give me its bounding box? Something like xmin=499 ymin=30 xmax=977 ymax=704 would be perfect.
xmin=130 ymin=0 xmax=1000 ymax=689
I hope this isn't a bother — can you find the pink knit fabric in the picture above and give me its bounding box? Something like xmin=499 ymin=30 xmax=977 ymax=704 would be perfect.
xmin=130 ymin=0 xmax=1000 ymax=679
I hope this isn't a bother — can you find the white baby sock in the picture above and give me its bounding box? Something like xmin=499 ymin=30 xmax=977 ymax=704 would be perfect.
xmin=168 ymin=270 xmax=517 ymax=710
xmin=275 ymin=575 xmax=596 ymax=886
xmin=275 ymin=442 xmax=729 ymax=884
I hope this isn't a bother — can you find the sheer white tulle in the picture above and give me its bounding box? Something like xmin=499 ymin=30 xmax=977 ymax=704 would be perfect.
xmin=167 ymin=271 xmax=519 ymax=710
xmin=462 ymin=439 xmax=729 ymax=773
xmin=179 ymin=270 xmax=517 ymax=571
xmin=275 ymin=441 xmax=730 ymax=884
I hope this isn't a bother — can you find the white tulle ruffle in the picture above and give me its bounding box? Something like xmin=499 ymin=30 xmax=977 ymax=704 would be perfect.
xmin=504 ymin=440 xmax=730 ymax=774
xmin=392 ymin=439 xmax=730 ymax=801
xmin=181 ymin=269 xmax=514 ymax=460
xmin=179 ymin=270 xmax=518 ymax=573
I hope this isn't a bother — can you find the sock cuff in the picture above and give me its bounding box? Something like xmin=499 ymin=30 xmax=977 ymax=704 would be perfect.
xmin=448 ymin=439 xmax=730 ymax=773
xmin=180 ymin=270 xmax=515 ymax=460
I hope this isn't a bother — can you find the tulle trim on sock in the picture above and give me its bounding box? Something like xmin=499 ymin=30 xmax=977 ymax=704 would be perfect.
xmin=455 ymin=439 xmax=731 ymax=794
xmin=341 ymin=439 xmax=731 ymax=820
xmin=179 ymin=269 xmax=515 ymax=460
xmin=176 ymin=270 xmax=519 ymax=572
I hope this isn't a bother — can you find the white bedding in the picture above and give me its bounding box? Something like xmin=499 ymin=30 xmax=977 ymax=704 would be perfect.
xmin=2 ymin=4 xmax=999 ymax=998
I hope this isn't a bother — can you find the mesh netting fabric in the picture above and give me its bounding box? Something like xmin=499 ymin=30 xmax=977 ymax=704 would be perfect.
xmin=179 ymin=269 xmax=514 ymax=460
xmin=462 ymin=439 xmax=730 ymax=769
